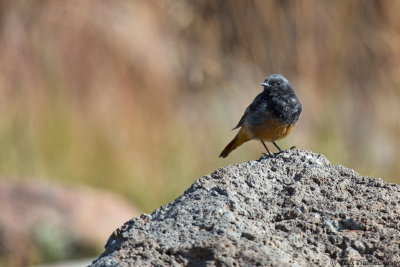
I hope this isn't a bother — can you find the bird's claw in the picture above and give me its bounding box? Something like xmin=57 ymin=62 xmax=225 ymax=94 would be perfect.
xmin=259 ymin=152 xmax=274 ymax=160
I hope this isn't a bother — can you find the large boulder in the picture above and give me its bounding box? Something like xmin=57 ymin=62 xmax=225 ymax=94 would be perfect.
xmin=91 ymin=149 xmax=400 ymax=266
xmin=0 ymin=180 xmax=139 ymax=266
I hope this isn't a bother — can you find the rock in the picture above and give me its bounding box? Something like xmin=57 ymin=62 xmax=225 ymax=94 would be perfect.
xmin=90 ymin=149 xmax=400 ymax=266
xmin=0 ymin=180 xmax=139 ymax=266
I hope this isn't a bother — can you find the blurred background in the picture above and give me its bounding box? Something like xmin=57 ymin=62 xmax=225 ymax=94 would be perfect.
xmin=1 ymin=0 xmax=399 ymax=266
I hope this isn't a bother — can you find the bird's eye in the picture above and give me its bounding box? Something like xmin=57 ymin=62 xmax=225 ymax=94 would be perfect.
xmin=277 ymin=82 xmax=281 ymax=86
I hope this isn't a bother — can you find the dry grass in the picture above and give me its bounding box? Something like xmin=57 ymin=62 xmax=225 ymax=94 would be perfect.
xmin=0 ymin=0 xmax=399 ymax=225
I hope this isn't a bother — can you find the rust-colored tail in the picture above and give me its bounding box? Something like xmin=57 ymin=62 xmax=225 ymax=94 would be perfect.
xmin=219 ymin=128 xmax=250 ymax=158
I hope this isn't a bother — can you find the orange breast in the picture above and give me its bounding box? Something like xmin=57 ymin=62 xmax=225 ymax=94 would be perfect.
xmin=249 ymin=118 xmax=296 ymax=142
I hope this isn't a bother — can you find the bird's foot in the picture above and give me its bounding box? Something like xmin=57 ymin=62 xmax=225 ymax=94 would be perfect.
xmin=272 ymin=146 xmax=297 ymax=158
xmin=259 ymin=152 xmax=274 ymax=161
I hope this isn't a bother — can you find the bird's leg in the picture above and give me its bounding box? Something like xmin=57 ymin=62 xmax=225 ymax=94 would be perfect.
xmin=272 ymin=142 xmax=283 ymax=152
xmin=260 ymin=140 xmax=272 ymax=157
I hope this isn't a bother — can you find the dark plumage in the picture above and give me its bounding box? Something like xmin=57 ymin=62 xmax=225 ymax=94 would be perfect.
xmin=220 ymin=74 xmax=302 ymax=158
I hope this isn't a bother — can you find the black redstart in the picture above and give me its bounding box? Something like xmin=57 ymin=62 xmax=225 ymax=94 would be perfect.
xmin=219 ymin=74 xmax=302 ymax=158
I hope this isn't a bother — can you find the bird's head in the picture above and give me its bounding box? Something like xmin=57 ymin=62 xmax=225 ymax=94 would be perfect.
xmin=260 ymin=74 xmax=290 ymax=90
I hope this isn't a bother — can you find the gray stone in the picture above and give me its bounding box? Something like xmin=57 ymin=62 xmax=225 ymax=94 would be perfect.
xmin=90 ymin=149 xmax=400 ymax=267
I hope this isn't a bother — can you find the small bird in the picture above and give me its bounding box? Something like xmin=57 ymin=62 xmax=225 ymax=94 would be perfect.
xmin=219 ymin=74 xmax=302 ymax=158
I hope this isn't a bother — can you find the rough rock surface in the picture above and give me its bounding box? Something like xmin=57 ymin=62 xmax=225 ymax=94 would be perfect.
xmin=91 ymin=149 xmax=400 ymax=266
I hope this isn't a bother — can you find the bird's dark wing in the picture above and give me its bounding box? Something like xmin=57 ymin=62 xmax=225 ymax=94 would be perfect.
xmin=232 ymin=92 xmax=266 ymax=130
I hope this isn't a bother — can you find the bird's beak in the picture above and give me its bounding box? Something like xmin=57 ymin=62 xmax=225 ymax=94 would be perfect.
xmin=261 ymin=82 xmax=268 ymax=86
